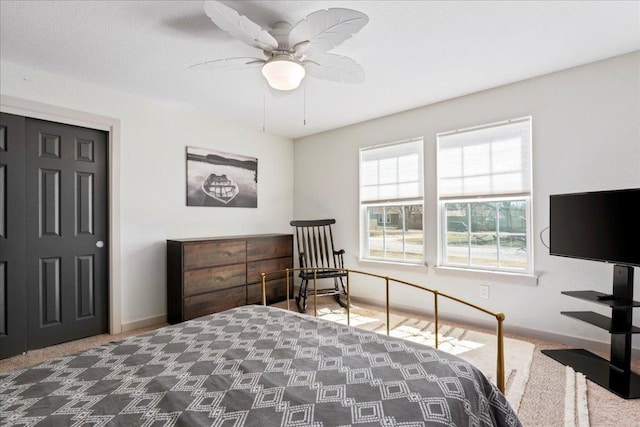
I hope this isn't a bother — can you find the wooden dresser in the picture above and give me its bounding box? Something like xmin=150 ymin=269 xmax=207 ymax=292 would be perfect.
xmin=166 ymin=234 xmax=293 ymax=324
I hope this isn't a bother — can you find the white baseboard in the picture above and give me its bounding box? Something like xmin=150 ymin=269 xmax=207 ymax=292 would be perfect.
xmin=121 ymin=314 xmax=166 ymax=333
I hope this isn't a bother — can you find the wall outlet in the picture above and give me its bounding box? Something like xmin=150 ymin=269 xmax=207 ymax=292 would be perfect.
xmin=479 ymin=284 xmax=490 ymax=299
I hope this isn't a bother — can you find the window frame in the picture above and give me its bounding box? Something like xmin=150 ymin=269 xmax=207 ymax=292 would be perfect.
xmin=363 ymin=202 xmax=424 ymax=264
xmin=359 ymin=138 xmax=425 ymax=265
xmin=436 ymin=117 xmax=534 ymax=274
xmin=440 ymin=196 xmax=531 ymax=272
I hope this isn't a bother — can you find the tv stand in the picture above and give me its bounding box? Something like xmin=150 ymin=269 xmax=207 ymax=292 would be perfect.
xmin=542 ymin=265 xmax=640 ymax=399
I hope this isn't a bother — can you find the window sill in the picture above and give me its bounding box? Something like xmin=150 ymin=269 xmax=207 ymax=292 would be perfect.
xmin=434 ymin=265 xmax=538 ymax=286
xmin=356 ymin=257 xmax=428 ymax=271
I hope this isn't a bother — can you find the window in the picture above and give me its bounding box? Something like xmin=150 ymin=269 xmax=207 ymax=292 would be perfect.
xmin=437 ymin=117 xmax=533 ymax=273
xmin=360 ymin=138 xmax=424 ymax=263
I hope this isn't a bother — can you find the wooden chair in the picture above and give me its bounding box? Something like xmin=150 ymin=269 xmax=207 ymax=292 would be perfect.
xmin=290 ymin=219 xmax=348 ymax=313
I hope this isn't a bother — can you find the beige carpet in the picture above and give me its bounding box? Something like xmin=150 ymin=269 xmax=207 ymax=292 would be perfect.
xmin=518 ymin=336 xmax=640 ymax=427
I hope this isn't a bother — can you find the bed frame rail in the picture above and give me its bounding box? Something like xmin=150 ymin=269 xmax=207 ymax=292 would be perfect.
xmin=261 ymin=267 xmax=506 ymax=394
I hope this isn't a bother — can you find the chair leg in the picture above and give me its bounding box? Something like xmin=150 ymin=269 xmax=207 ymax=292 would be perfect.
xmin=333 ymin=277 xmax=348 ymax=308
xmin=295 ymin=279 xmax=308 ymax=313
xmin=337 ymin=276 xmax=347 ymax=294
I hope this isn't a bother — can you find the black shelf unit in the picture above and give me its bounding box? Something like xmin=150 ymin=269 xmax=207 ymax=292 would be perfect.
xmin=561 ymin=290 xmax=640 ymax=308
xmin=542 ymin=265 xmax=640 ymax=399
xmin=560 ymin=311 xmax=640 ymax=334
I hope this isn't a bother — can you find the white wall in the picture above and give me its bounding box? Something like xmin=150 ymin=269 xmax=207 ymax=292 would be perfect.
xmin=1 ymin=61 xmax=295 ymax=327
xmin=293 ymin=52 xmax=640 ymax=350
xmin=2 ymin=52 xmax=638 ymax=349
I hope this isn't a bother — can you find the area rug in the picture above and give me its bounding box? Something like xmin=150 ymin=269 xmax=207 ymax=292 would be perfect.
xmin=564 ymin=365 xmax=590 ymax=427
xmin=276 ymin=300 xmax=535 ymax=413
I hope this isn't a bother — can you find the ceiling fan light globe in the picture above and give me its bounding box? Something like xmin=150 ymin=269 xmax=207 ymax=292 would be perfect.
xmin=261 ymin=56 xmax=305 ymax=91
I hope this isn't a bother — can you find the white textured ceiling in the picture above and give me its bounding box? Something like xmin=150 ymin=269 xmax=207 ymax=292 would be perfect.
xmin=1 ymin=1 xmax=639 ymax=139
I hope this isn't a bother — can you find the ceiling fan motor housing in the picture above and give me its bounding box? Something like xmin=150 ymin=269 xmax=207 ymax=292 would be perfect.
xmin=269 ymin=22 xmax=293 ymax=50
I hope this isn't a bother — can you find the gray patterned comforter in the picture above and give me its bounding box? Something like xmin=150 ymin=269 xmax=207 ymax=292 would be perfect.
xmin=1 ymin=305 xmax=521 ymax=426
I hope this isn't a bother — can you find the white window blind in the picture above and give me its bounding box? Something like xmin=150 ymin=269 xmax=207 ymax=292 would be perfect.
xmin=438 ymin=118 xmax=531 ymax=199
xmin=360 ymin=138 xmax=423 ymax=204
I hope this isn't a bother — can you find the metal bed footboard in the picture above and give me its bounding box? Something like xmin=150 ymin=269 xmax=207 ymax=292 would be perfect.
xmin=261 ymin=267 xmax=506 ymax=394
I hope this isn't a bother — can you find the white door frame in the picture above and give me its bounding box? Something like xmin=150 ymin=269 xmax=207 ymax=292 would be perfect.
xmin=1 ymin=95 xmax=123 ymax=334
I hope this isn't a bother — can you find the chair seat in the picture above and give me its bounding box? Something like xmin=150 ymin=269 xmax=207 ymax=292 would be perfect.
xmin=298 ymin=270 xmax=347 ymax=280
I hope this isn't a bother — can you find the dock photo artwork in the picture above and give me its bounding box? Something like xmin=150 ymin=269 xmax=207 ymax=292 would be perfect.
xmin=186 ymin=146 xmax=257 ymax=207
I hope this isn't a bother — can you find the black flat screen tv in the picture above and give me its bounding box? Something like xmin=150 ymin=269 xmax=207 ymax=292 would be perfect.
xmin=549 ymin=188 xmax=640 ymax=267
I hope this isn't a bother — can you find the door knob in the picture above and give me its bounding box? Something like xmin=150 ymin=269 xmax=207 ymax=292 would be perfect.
xmin=96 ymin=241 xmax=104 ymax=248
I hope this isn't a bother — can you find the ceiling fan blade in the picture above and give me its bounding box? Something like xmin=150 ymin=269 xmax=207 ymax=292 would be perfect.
xmin=189 ymin=57 xmax=265 ymax=70
xmin=303 ymin=53 xmax=364 ymax=84
xmin=203 ymin=0 xmax=278 ymax=51
xmin=289 ymin=8 xmax=369 ymax=57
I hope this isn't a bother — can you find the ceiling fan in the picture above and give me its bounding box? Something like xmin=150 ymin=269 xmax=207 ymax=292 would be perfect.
xmin=192 ymin=0 xmax=369 ymax=91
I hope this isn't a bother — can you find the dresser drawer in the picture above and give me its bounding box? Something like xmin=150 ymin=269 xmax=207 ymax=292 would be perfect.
xmin=183 ymin=240 xmax=246 ymax=270
xmin=247 ymin=236 xmax=292 ymax=262
xmin=184 ymin=263 xmax=246 ymax=296
xmin=247 ymin=277 xmax=289 ymax=305
xmin=246 ymin=256 xmax=293 ymax=285
xmin=184 ymin=287 xmax=246 ymax=320
xmin=167 ymin=234 xmax=293 ymax=324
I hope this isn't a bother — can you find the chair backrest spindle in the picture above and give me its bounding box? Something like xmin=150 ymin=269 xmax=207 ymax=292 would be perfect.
xmin=290 ymin=219 xmax=343 ymax=273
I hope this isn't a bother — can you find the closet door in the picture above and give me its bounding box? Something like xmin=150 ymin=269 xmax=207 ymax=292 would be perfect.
xmin=25 ymin=118 xmax=109 ymax=349
xmin=0 ymin=113 xmax=27 ymax=359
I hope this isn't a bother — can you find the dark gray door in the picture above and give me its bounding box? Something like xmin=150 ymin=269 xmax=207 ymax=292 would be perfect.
xmin=0 ymin=113 xmax=27 ymax=359
xmin=0 ymin=114 xmax=108 ymax=358
xmin=25 ymin=118 xmax=108 ymax=349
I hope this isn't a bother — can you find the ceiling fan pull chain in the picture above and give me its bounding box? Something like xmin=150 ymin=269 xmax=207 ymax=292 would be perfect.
xmin=303 ymin=82 xmax=307 ymax=126
xmin=263 ymin=84 xmax=267 ymax=133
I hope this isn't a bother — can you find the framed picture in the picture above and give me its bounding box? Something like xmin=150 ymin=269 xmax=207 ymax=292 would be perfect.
xmin=186 ymin=146 xmax=258 ymax=208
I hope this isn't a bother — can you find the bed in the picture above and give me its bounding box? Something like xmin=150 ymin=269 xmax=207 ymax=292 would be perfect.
xmin=1 ymin=305 xmax=520 ymax=426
